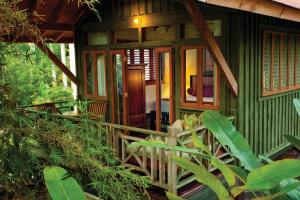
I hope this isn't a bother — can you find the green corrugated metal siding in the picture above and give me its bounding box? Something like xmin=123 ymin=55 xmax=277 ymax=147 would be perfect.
xmin=236 ymin=13 xmax=300 ymax=155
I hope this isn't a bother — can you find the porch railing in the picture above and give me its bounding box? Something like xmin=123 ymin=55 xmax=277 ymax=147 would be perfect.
xmin=104 ymin=117 xmax=235 ymax=194
xmin=21 ymin=109 xmax=235 ymax=195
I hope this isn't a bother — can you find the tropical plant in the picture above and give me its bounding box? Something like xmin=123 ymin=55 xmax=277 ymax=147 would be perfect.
xmin=1 ymin=43 xmax=73 ymax=106
xmin=131 ymin=110 xmax=300 ymax=200
xmin=43 ymin=166 xmax=86 ymax=200
xmin=0 ymin=83 xmax=149 ymax=200
xmin=283 ymin=99 xmax=300 ymax=151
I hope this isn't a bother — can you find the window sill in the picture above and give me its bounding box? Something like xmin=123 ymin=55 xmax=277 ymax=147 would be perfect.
xmin=260 ymin=86 xmax=300 ymax=101
xmin=179 ymin=103 xmax=219 ymax=111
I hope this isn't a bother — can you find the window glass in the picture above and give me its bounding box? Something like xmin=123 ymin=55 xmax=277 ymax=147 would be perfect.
xmin=181 ymin=46 xmax=219 ymax=109
xmin=84 ymin=51 xmax=106 ymax=98
xmin=85 ymin=54 xmax=94 ymax=95
xmin=88 ymin=32 xmax=107 ymax=45
xmin=97 ymin=54 xmax=106 ymax=96
xmin=185 ymin=49 xmax=197 ymax=102
xmin=114 ymin=29 xmax=139 ymax=43
xmin=143 ymin=25 xmax=176 ymax=41
xmin=202 ymin=49 xmax=217 ymax=105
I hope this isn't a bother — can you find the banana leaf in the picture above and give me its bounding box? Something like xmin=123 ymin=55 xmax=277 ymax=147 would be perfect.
xmin=173 ymin=156 xmax=233 ymax=200
xmin=43 ymin=166 xmax=86 ymax=200
xmin=245 ymin=159 xmax=300 ymax=191
xmin=201 ymin=110 xmax=261 ymax=171
xmin=293 ymin=99 xmax=300 ymax=116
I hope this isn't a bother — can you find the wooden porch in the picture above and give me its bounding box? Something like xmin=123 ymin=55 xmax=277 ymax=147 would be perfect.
xmin=21 ymin=103 xmax=235 ymax=197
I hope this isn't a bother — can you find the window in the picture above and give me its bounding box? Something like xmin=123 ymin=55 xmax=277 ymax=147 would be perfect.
xmin=142 ymin=25 xmax=176 ymax=41
xmin=262 ymin=31 xmax=300 ymax=96
xmin=184 ymin=19 xmax=222 ymax=39
xmin=126 ymin=49 xmax=156 ymax=84
xmin=181 ymin=46 xmax=220 ymax=109
xmin=83 ymin=51 xmax=107 ymax=99
xmin=87 ymin=32 xmax=108 ymax=45
xmin=112 ymin=29 xmax=139 ymax=44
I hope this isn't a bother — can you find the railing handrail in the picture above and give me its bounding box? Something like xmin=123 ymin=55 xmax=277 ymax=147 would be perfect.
xmin=21 ymin=109 xmax=166 ymax=137
xmin=19 ymin=100 xmax=75 ymax=108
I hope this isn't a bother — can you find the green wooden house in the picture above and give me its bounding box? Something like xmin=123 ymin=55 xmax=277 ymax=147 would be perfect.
xmin=7 ymin=0 xmax=300 ymax=197
xmin=34 ymin=0 xmax=300 ymax=197
xmin=75 ymin=0 xmax=300 ymax=156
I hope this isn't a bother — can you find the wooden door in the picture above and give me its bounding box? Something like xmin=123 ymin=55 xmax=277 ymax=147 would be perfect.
xmin=126 ymin=64 xmax=146 ymax=127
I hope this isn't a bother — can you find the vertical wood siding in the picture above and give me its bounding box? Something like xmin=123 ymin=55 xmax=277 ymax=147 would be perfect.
xmin=103 ymin=0 xmax=184 ymax=20
xmin=237 ymin=13 xmax=300 ymax=155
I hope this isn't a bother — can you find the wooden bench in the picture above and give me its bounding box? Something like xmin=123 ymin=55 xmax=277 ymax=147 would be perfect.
xmin=87 ymin=100 xmax=107 ymax=120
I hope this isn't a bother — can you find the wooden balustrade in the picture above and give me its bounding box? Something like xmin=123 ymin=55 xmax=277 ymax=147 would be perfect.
xmin=103 ymin=117 xmax=235 ymax=194
xmin=22 ymin=110 xmax=234 ymax=195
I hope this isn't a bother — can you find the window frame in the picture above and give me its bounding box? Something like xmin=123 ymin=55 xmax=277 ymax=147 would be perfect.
xmin=83 ymin=50 xmax=107 ymax=100
xmin=262 ymin=30 xmax=300 ymax=96
xmin=180 ymin=45 xmax=220 ymax=110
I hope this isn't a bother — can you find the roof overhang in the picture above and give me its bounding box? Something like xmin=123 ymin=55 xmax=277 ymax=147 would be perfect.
xmin=4 ymin=0 xmax=91 ymax=43
xmin=197 ymin=0 xmax=300 ymax=23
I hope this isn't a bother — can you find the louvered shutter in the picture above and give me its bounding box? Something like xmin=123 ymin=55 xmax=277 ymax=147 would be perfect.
xmin=281 ymin=35 xmax=288 ymax=88
xmin=296 ymin=37 xmax=300 ymax=85
xmin=126 ymin=48 xmax=156 ymax=82
xmin=289 ymin=35 xmax=296 ymax=86
xmin=273 ymin=34 xmax=280 ymax=90
xmin=263 ymin=32 xmax=272 ymax=91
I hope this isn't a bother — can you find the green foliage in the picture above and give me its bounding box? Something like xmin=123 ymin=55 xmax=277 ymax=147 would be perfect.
xmin=174 ymin=156 xmax=233 ymax=200
xmin=132 ymin=110 xmax=300 ymax=200
xmin=244 ymin=160 xmax=300 ymax=191
xmin=293 ymin=98 xmax=300 ymax=116
xmin=43 ymin=166 xmax=86 ymax=200
xmin=0 ymin=106 xmax=149 ymax=199
xmin=201 ymin=110 xmax=261 ymax=171
xmin=166 ymin=192 xmax=184 ymax=200
xmin=1 ymin=43 xmax=73 ymax=106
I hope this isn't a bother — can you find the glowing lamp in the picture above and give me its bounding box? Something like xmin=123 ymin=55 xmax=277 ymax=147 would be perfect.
xmin=133 ymin=17 xmax=142 ymax=25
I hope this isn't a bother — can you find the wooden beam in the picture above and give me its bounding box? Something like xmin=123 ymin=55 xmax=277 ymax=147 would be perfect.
xmin=182 ymin=0 xmax=238 ymax=96
xmin=35 ymin=42 xmax=79 ymax=85
xmin=54 ymin=32 xmax=66 ymax=43
xmin=37 ymin=23 xmax=75 ymax=32
xmin=48 ymin=1 xmax=67 ymax=23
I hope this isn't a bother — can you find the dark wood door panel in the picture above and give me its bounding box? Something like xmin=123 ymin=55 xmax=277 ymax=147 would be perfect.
xmin=126 ymin=64 xmax=146 ymax=127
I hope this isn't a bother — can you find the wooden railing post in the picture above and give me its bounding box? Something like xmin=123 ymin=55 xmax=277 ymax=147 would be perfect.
xmin=167 ymin=127 xmax=178 ymax=195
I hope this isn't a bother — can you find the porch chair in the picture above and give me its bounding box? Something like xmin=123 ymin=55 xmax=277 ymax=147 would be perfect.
xmin=87 ymin=100 xmax=108 ymax=121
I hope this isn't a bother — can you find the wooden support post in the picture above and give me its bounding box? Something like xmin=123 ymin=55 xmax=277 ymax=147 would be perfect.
xmin=167 ymin=127 xmax=178 ymax=195
xmin=35 ymin=42 xmax=79 ymax=85
xmin=182 ymin=0 xmax=238 ymax=96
